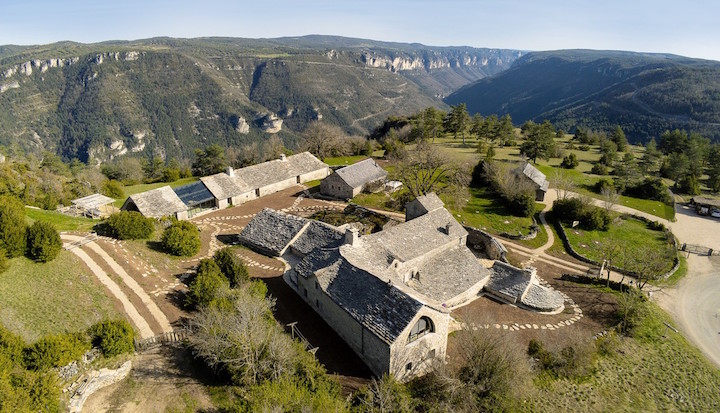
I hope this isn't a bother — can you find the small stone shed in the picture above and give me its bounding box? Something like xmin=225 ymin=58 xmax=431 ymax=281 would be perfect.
xmin=516 ymin=162 xmax=549 ymax=201
xmin=320 ymin=158 xmax=387 ymax=199
xmin=121 ymin=186 xmax=189 ymax=220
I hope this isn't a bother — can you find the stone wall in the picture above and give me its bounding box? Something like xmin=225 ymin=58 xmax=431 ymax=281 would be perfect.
xmin=464 ymin=225 xmax=508 ymax=261
xmin=389 ymin=307 xmax=449 ymax=382
xmin=499 ymin=216 xmax=539 ymax=240
xmin=553 ymin=214 xmax=680 ymax=280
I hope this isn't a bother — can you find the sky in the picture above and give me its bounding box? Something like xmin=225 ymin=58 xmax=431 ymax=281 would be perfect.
xmin=1 ymin=0 xmax=719 ymax=61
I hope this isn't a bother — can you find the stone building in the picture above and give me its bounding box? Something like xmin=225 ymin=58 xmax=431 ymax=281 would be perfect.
xmin=516 ymin=162 xmax=549 ymax=201
xmin=320 ymin=158 xmax=388 ymax=199
xmin=239 ymin=193 xmax=564 ymax=381
xmin=122 ymin=152 xmax=329 ymax=219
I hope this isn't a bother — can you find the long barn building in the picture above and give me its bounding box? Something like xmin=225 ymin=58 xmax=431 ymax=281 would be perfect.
xmin=121 ymin=152 xmax=329 ymax=219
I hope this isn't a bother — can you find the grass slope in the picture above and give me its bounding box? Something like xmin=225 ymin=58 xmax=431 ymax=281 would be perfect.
xmin=0 ymin=252 xmax=120 ymax=342
xmin=25 ymin=206 xmax=96 ymax=231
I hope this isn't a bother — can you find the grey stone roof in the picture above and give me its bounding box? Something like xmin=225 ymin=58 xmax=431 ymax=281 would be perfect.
xmin=291 ymin=221 xmax=345 ymax=256
xmin=295 ymin=249 xmax=423 ymax=344
xmin=72 ymin=193 xmax=114 ymax=209
xmin=412 ymin=193 xmax=445 ymax=213
xmin=694 ymin=196 xmax=720 ymax=208
xmin=485 ymin=261 xmax=532 ymax=302
xmin=520 ymin=163 xmax=549 ymax=192
xmin=200 ymin=172 xmax=251 ymax=200
xmin=123 ymin=186 xmax=187 ymax=218
xmin=239 ymin=208 xmax=309 ymax=256
xmin=333 ymin=158 xmax=387 ymax=189
xmin=368 ymin=207 xmax=467 ymax=264
xmin=521 ymin=284 xmax=565 ymax=312
xmin=406 ymin=245 xmax=491 ymax=303
xmin=240 ymin=152 xmax=327 ymax=189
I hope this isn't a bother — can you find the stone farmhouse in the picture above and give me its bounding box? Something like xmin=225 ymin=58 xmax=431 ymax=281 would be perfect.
xmin=516 ymin=162 xmax=549 ymax=201
xmin=320 ymin=158 xmax=388 ymax=199
xmin=121 ymin=152 xmax=329 ymax=219
xmin=239 ymin=193 xmax=563 ymax=381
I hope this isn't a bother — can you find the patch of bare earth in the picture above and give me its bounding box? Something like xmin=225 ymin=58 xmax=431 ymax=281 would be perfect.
xmin=81 ymin=346 xmax=214 ymax=413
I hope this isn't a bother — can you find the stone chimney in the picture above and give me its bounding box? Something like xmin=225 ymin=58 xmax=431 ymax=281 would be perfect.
xmin=226 ymin=166 xmax=235 ymax=177
xmin=344 ymin=228 xmax=359 ymax=246
xmin=280 ymin=154 xmax=287 ymax=161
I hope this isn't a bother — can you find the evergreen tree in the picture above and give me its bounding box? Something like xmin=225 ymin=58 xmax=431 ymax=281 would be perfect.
xmin=520 ymin=121 xmax=556 ymax=163
xmin=26 ymin=221 xmax=62 ymax=262
xmin=610 ymin=126 xmax=628 ymax=152
xmin=443 ymin=104 xmax=471 ymax=144
xmin=0 ymin=196 xmax=27 ymax=257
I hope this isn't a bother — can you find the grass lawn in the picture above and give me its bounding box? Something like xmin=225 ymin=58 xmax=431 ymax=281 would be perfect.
xmin=352 ymin=192 xmax=398 ymax=212
xmin=0 ymin=252 xmax=120 ymax=342
xmin=113 ymin=177 xmax=199 ymax=207
xmin=453 ymin=187 xmax=536 ymax=236
xmin=25 ymin=207 xmax=96 ymax=231
xmin=562 ymin=215 xmax=675 ymax=273
xmin=322 ymin=155 xmax=370 ymax=167
xmin=529 ymin=300 xmax=720 ymax=412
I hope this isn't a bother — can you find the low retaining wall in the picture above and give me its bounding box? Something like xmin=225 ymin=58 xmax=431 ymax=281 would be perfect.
xmin=553 ymin=214 xmax=680 ymax=280
xmin=499 ymin=216 xmax=539 ymax=240
xmin=464 ymin=225 xmax=508 ymax=262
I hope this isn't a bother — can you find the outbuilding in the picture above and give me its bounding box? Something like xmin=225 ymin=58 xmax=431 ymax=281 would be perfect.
xmin=320 ymin=158 xmax=387 ymax=199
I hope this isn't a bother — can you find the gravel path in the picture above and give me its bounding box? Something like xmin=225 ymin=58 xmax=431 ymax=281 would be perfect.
xmin=64 ymin=240 xmax=154 ymax=339
xmin=63 ymin=235 xmax=173 ymax=334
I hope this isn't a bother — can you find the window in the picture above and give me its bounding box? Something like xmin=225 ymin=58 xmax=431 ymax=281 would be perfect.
xmin=408 ymin=316 xmax=434 ymax=342
xmin=406 ymin=362 xmax=413 ymax=371
xmin=227 ymin=198 xmax=232 ymax=205
xmin=315 ymin=281 xmax=318 ymax=290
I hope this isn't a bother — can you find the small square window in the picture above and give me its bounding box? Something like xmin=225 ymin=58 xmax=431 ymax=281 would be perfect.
xmin=406 ymin=362 xmax=413 ymax=371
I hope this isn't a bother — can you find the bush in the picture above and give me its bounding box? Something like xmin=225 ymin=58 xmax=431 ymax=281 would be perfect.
xmin=161 ymin=220 xmax=201 ymax=256
xmin=551 ymin=198 xmax=586 ymax=223
xmin=580 ymin=207 xmax=612 ymax=231
xmin=213 ymin=248 xmax=249 ymax=288
xmin=507 ymin=192 xmax=536 ymax=217
xmin=0 ymin=247 xmax=8 ymax=274
xmin=26 ymin=221 xmax=62 ymax=262
xmin=560 ymin=153 xmax=579 ymax=169
xmin=23 ymin=333 xmax=89 ymax=371
xmin=101 ymin=179 xmax=125 ymax=199
xmin=89 ymin=319 xmax=135 ymax=357
xmin=162 ymin=167 xmax=181 ymax=183
xmin=590 ymin=163 xmax=608 ymax=175
xmin=624 ymin=177 xmax=671 ymax=203
xmin=0 ymin=196 xmax=27 ymax=257
xmin=187 ymin=259 xmax=228 ymax=308
xmin=578 ymin=144 xmax=591 ymax=151
xmin=593 ymin=178 xmax=615 ymax=194
xmin=106 ymin=211 xmax=154 ymax=240
xmin=677 ymin=174 xmax=701 ymax=196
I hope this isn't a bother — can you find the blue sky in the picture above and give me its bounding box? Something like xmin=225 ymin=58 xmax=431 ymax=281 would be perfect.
xmin=2 ymin=0 xmax=719 ymax=61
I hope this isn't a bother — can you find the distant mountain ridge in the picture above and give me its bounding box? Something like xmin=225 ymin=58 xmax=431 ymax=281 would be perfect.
xmin=0 ymin=36 xmax=520 ymax=162
xmin=446 ymin=49 xmax=720 ymax=142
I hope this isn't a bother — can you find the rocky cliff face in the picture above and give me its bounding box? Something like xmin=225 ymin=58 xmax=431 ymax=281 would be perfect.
xmin=361 ymin=50 xmax=521 ymax=73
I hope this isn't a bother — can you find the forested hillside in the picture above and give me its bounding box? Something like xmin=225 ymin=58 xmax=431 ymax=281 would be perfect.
xmin=446 ymin=50 xmax=720 ymax=143
xmin=0 ymin=36 xmax=519 ymax=162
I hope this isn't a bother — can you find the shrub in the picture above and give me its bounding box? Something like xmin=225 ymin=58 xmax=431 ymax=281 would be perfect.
xmin=507 ymin=192 xmax=536 ymax=217
xmin=89 ymin=319 xmax=135 ymax=357
xmin=26 ymin=221 xmax=62 ymax=262
xmin=580 ymin=207 xmax=612 ymax=231
xmin=106 ymin=211 xmax=154 ymax=240
xmin=677 ymin=174 xmax=701 ymax=196
xmin=0 ymin=195 xmax=27 ymax=257
xmin=162 ymin=167 xmax=181 ymax=183
xmin=551 ymin=198 xmax=586 ymax=223
xmin=593 ymin=178 xmax=615 ymax=194
xmin=23 ymin=333 xmax=89 ymax=371
xmin=560 ymin=153 xmax=579 ymax=169
xmin=187 ymin=259 xmax=228 ymax=308
xmin=161 ymin=220 xmax=201 ymax=256
xmin=213 ymin=248 xmax=249 ymax=288
xmin=578 ymin=144 xmax=591 ymax=151
xmin=0 ymin=247 xmax=8 ymax=273
xmin=590 ymin=163 xmax=608 ymax=175
xmin=101 ymin=179 xmax=125 ymax=199
xmin=624 ymin=177 xmax=671 ymax=203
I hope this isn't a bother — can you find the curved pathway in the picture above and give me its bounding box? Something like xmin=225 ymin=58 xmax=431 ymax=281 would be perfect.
xmin=63 ymin=234 xmax=173 ymax=335
xmin=63 ymin=240 xmax=154 ymax=339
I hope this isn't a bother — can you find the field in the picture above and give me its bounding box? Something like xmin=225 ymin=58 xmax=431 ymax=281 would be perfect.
xmin=0 ymin=251 xmax=120 ymax=342
xmin=25 ymin=206 xmax=96 ymax=231
xmin=562 ymin=215 xmax=675 ymax=273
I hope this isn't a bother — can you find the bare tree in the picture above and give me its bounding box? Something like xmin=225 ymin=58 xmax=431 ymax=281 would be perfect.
xmin=550 ymin=170 xmax=576 ymax=200
xmin=262 ymin=135 xmax=285 ymax=160
xmin=623 ymin=245 xmax=673 ymax=290
xmin=299 ymin=121 xmax=346 ymax=159
xmin=397 ymin=141 xmax=454 ymax=198
xmin=601 ymin=186 xmax=620 ymax=212
xmin=599 ymin=238 xmax=623 ymax=287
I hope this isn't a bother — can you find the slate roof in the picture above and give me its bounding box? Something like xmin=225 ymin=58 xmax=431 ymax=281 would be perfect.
xmin=520 ymin=163 xmax=549 ymax=192
xmin=295 ymin=249 xmax=423 ymax=344
xmin=694 ymin=196 xmax=720 ymax=208
xmin=200 ymin=172 xmax=251 ymax=200
xmin=333 ymin=158 xmax=387 ymax=189
xmin=173 ymin=181 xmax=215 ymax=207
xmin=72 ymin=193 xmax=114 ymax=209
xmin=412 ymin=193 xmax=445 ymax=213
xmin=240 ymin=152 xmax=327 ymax=189
xmin=485 ymin=261 xmax=532 ymax=301
xmin=521 ymin=284 xmax=565 ymax=312
xmin=238 ymin=208 xmax=309 ymax=256
xmin=123 ymin=186 xmax=187 ymax=218
xmin=291 ymin=221 xmax=345 ymax=256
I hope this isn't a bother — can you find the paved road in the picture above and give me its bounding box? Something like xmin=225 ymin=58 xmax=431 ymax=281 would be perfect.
xmin=655 ymin=254 xmax=720 ymax=367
